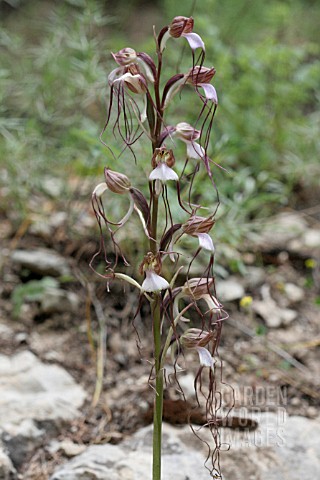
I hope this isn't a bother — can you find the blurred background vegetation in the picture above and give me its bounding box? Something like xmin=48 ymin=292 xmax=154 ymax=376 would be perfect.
xmin=0 ymin=0 xmax=319 ymax=262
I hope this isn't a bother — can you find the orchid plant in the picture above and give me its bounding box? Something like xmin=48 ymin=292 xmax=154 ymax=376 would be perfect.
xmin=91 ymin=15 xmax=228 ymax=480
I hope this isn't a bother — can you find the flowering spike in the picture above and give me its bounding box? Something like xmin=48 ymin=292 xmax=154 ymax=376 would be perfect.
xmin=92 ymin=16 xmax=227 ymax=479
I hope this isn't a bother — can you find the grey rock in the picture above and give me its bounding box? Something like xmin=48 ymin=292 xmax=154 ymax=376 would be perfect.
xmin=50 ymin=424 xmax=210 ymax=480
xmin=0 ymin=351 xmax=86 ymax=468
xmin=0 ymin=447 xmax=17 ymax=480
xmin=244 ymin=266 xmax=266 ymax=290
xmin=51 ymin=414 xmax=320 ymax=480
xmin=0 ymin=324 xmax=14 ymax=341
xmin=30 ymin=212 xmax=68 ymax=239
xmin=40 ymin=288 xmax=80 ymax=314
xmin=253 ymin=285 xmax=297 ymax=328
xmin=42 ymin=177 xmax=64 ymax=198
xmin=0 ymin=351 xmax=86 ymax=427
xmin=255 ymin=212 xmax=308 ymax=250
xmin=302 ymin=229 xmax=320 ymax=249
xmin=289 ymin=228 xmax=320 ymax=253
xmin=283 ymin=283 xmax=305 ymax=303
xmin=11 ymin=249 xmax=70 ymax=277
xmin=1 ymin=420 xmax=44 ymax=468
xmin=216 ymin=277 xmax=245 ymax=302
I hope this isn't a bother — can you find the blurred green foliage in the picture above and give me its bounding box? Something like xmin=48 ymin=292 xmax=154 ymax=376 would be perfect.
xmin=0 ymin=0 xmax=319 ymax=251
xmin=11 ymin=276 xmax=59 ymax=318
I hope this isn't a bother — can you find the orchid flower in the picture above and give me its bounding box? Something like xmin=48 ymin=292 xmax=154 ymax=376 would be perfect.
xmin=159 ymin=16 xmax=205 ymax=53
xmin=108 ymin=63 xmax=149 ymax=123
xmin=140 ymin=252 xmax=169 ymax=293
xmin=111 ymin=47 xmax=156 ymax=83
xmin=163 ymin=65 xmax=217 ymax=109
xmin=186 ymin=66 xmax=218 ymax=104
xmin=149 ymin=146 xmax=179 ymax=195
xmin=180 ymin=328 xmax=215 ymax=368
xmin=92 ymin=169 xmax=134 ymax=229
xmin=182 ymin=215 xmax=216 ymax=253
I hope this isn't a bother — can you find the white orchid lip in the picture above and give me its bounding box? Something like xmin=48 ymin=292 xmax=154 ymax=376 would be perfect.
xmin=197 ymin=233 xmax=215 ymax=253
xmin=182 ymin=32 xmax=205 ymax=51
xmin=186 ymin=141 xmax=205 ymax=159
xmin=196 ymin=346 xmax=214 ymax=367
xmin=197 ymin=83 xmax=218 ymax=104
xmin=149 ymin=163 xmax=179 ymax=182
xmin=142 ymin=270 xmax=170 ymax=292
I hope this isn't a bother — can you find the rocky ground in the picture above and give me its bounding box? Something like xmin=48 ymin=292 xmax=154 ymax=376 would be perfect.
xmin=0 ymin=194 xmax=319 ymax=479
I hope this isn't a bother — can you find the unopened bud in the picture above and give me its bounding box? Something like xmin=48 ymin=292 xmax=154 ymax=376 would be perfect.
xmin=112 ymin=47 xmax=137 ymax=66
xmin=180 ymin=328 xmax=214 ymax=349
xmin=169 ymin=16 xmax=194 ymax=38
xmin=183 ymin=216 xmax=215 ymax=236
xmin=183 ymin=277 xmax=214 ymax=300
xmin=104 ymin=168 xmax=131 ymax=194
xmin=175 ymin=122 xmax=200 ymax=142
xmin=186 ymin=66 xmax=216 ymax=85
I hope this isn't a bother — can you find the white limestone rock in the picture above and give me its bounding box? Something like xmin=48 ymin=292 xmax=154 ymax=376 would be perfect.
xmin=11 ymin=249 xmax=70 ymax=277
xmin=50 ymin=414 xmax=320 ymax=480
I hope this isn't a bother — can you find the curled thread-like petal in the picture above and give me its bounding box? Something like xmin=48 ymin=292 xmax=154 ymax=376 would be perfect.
xmin=93 ymin=183 xmax=108 ymax=198
xmin=197 ymin=233 xmax=215 ymax=252
xmin=142 ymin=270 xmax=170 ymax=292
xmin=149 ymin=163 xmax=179 ymax=182
xmin=196 ymin=347 xmax=214 ymax=367
xmin=201 ymin=293 xmax=222 ymax=313
xmin=183 ymin=32 xmax=205 ymax=51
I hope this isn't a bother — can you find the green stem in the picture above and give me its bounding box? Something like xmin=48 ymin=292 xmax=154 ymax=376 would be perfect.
xmin=150 ymin=193 xmax=159 ymax=255
xmin=152 ymin=294 xmax=163 ymax=480
xmin=150 ymin=46 xmax=164 ymax=480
